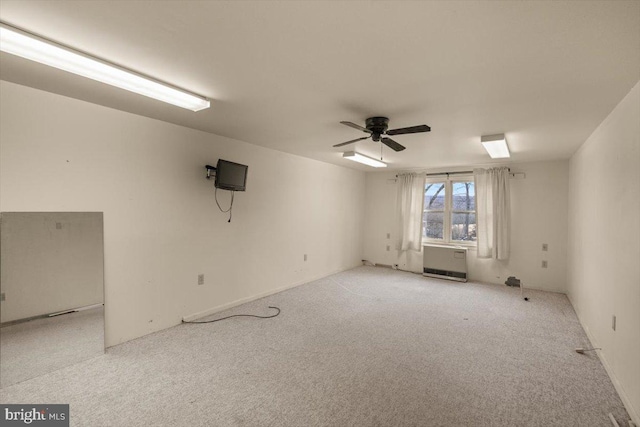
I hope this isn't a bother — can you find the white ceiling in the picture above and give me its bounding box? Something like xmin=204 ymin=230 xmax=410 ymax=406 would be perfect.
xmin=1 ymin=1 xmax=638 ymax=171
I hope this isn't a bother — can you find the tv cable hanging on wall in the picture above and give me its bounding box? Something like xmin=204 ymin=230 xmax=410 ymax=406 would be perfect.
xmin=215 ymin=187 xmax=235 ymax=222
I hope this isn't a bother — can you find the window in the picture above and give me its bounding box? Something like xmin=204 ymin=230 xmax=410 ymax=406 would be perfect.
xmin=423 ymin=177 xmax=476 ymax=244
xmin=424 ymin=182 xmax=446 ymax=239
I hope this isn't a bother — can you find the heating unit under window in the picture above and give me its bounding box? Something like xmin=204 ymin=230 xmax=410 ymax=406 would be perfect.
xmin=423 ymin=244 xmax=468 ymax=282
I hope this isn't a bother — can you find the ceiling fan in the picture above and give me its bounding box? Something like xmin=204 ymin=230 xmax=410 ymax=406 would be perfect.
xmin=333 ymin=117 xmax=431 ymax=152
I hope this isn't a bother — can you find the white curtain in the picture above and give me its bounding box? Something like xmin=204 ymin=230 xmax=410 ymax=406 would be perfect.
xmin=474 ymin=167 xmax=510 ymax=260
xmin=395 ymin=173 xmax=426 ymax=252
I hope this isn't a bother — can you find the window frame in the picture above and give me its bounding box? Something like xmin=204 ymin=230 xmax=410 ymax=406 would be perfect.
xmin=423 ymin=175 xmax=477 ymax=247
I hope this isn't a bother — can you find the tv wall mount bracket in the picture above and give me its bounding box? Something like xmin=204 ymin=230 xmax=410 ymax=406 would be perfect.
xmin=205 ymin=165 xmax=216 ymax=179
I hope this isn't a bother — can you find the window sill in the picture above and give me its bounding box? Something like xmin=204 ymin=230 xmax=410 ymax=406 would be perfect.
xmin=423 ymin=241 xmax=477 ymax=249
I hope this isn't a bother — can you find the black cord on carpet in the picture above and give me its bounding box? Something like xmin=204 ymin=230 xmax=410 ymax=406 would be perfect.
xmin=183 ymin=306 xmax=280 ymax=324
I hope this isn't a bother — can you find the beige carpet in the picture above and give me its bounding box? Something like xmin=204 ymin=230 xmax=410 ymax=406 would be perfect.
xmin=0 ymin=267 xmax=630 ymax=426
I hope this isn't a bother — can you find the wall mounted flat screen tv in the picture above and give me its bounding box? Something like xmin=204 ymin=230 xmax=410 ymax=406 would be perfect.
xmin=215 ymin=159 xmax=248 ymax=191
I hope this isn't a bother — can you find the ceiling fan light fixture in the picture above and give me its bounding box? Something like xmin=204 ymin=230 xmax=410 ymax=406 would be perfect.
xmin=343 ymin=151 xmax=387 ymax=168
xmin=0 ymin=22 xmax=210 ymax=111
xmin=481 ymin=134 xmax=510 ymax=158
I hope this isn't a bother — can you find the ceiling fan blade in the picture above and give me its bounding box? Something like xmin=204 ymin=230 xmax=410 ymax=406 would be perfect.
xmin=381 ymin=137 xmax=406 ymax=152
xmin=386 ymin=124 xmax=431 ymax=136
xmin=333 ymin=136 xmax=370 ymax=148
xmin=340 ymin=121 xmax=372 ymax=134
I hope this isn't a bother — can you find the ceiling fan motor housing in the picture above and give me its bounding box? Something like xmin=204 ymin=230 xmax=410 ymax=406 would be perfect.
xmin=366 ymin=117 xmax=389 ymax=141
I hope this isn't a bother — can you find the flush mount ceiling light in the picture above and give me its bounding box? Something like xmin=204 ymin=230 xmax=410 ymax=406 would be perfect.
xmin=0 ymin=22 xmax=210 ymax=111
xmin=343 ymin=151 xmax=387 ymax=168
xmin=481 ymin=134 xmax=510 ymax=158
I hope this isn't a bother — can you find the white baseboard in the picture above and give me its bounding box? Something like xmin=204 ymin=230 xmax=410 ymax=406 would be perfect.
xmin=567 ymin=293 xmax=639 ymax=426
xmin=182 ymin=265 xmax=357 ymax=323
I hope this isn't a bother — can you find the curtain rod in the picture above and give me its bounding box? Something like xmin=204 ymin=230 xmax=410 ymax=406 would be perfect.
xmin=426 ymin=170 xmax=472 ymax=177
xmin=395 ymin=168 xmax=510 ymax=178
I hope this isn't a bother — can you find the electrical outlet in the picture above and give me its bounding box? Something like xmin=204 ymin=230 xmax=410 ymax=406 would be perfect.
xmin=0 ymin=293 xmax=5 ymax=302
xmin=386 ymin=245 xmax=390 ymax=251
xmin=542 ymin=243 xmax=548 ymax=251
xmin=541 ymin=260 xmax=548 ymax=268
xmin=386 ymin=233 xmax=390 ymax=239
xmin=198 ymin=274 xmax=204 ymax=285
xmin=612 ymin=315 xmax=616 ymax=331
xmin=56 ymin=222 xmax=62 ymax=230
xmin=304 ymin=254 xmax=307 ymax=261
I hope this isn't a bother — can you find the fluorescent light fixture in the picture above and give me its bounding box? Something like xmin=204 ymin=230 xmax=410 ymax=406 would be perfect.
xmin=343 ymin=151 xmax=387 ymax=168
xmin=0 ymin=22 xmax=210 ymax=111
xmin=481 ymin=134 xmax=510 ymax=158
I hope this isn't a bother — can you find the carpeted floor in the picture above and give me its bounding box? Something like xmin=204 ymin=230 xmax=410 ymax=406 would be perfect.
xmin=0 ymin=267 xmax=630 ymax=426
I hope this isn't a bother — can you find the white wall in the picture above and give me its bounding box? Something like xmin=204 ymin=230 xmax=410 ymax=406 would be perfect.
xmin=0 ymin=212 xmax=104 ymax=322
xmin=567 ymin=81 xmax=640 ymax=423
xmin=363 ymin=160 xmax=569 ymax=292
xmin=0 ymin=81 xmax=366 ymax=347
